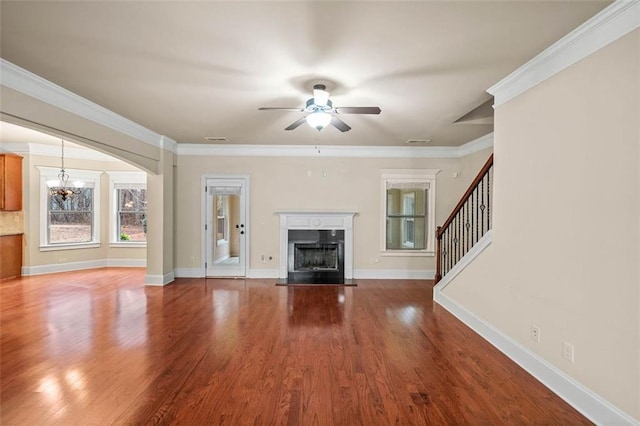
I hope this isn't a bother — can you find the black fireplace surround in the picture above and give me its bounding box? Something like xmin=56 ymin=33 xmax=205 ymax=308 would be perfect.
xmin=287 ymin=229 xmax=345 ymax=284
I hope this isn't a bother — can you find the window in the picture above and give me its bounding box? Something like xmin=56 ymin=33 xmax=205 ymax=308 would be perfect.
xmin=107 ymin=172 xmax=147 ymax=246
xmin=38 ymin=167 xmax=102 ymax=249
xmin=381 ymin=169 xmax=439 ymax=256
xmin=48 ymin=187 xmax=94 ymax=244
xmin=116 ymin=188 xmax=147 ymax=242
xmin=215 ymin=195 xmax=228 ymax=245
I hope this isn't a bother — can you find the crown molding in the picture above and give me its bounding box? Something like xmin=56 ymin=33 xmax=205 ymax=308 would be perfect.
xmin=0 ymin=58 xmax=177 ymax=153
xmin=177 ymin=132 xmax=493 ymax=159
xmin=0 ymin=141 xmax=121 ymax=161
xmin=489 ymin=0 xmax=640 ymax=107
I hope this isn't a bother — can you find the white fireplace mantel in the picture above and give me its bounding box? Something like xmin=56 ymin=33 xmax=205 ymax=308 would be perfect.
xmin=275 ymin=211 xmax=358 ymax=279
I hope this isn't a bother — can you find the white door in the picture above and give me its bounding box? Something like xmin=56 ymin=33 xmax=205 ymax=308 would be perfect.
xmin=205 ymin=177 xmax=248 ymax=277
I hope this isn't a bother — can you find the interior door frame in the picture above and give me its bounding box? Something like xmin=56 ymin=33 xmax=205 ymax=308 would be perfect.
xmin=201 ymin=174 xmax=250 ymax=277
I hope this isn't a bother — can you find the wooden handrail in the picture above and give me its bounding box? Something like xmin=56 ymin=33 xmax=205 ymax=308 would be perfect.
xmin=438 ymin=154 xmax=493 ymax=238
xmin=435 ymin=153 xmax=493 ymax=283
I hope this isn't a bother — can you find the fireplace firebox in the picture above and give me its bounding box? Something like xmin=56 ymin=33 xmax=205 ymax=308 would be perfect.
xmin=287 ymin=229 xmax=344 ymax=284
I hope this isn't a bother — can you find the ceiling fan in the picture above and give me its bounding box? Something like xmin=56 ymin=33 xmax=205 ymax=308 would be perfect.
xmin=259 ymin=84 xmax=381 ymax=132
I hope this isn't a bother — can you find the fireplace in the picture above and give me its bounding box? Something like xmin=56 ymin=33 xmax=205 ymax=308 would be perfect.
xmin=276 ymin=211 xmax=357 ymax=285
xmin=287 ymin=230 xmax=344 ymax=283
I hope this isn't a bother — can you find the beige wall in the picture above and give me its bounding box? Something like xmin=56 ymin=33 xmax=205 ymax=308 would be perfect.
xmin=175 ymin=151 xmax=493 ymax=272
xmin=22 ymin=153 xmax=146 ymax=268
xmin=443 ymin=30 xmax=639 ymax=419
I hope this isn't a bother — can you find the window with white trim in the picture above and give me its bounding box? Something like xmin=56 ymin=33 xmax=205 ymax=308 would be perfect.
xmin=381 ymin=169 xmax=439 ymax=256
xmin=38 ymin=167 xmax=102 ymax=249
xmin=107 ymin=171 xmax=147 ymax=245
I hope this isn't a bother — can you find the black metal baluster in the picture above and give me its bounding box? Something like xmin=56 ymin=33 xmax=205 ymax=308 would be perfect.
xmin=487 ymin=168 xmax=491 ymax=230
xmin=480 ymin=175 xmax=485 ymax=235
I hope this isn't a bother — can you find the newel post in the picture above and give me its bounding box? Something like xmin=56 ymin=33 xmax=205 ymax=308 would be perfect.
xmin=435 ymin=226 xmax=442 ymax=283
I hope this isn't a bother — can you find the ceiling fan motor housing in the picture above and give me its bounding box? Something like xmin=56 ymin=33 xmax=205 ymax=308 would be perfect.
xmin=305 ymin=98 xmax=333 ymax=113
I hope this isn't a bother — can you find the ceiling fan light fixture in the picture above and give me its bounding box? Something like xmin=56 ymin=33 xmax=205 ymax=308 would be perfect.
xmin=306 ymin=112 xmax=332 ymax=131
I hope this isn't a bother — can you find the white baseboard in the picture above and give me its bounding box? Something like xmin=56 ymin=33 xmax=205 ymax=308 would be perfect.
xmin=145 ymin=271 xmax=175 ymax=286
xmin=434 ymin=291 xmax=638 ymax=426
xmin=247 ymin=268 xmax=279 ymax=279
xmin=353 ymin=269 xmax=435 ymax=279
xmin=22 ymin=259 xmax=104 ymax=276
xmin=22 ymin=258 xmax=145 ymax=276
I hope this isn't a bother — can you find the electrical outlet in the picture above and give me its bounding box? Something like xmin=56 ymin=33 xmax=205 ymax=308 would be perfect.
xmin=562 ymin=341 xmax=575 ymax=363
xmin=531 ymin=323 xmax=541 ymax=343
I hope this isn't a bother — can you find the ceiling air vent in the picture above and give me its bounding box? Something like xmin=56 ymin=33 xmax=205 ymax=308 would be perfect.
xmin=204 ymin=136 xmax=228 ymax=142
xmin=406 ymin=139 xmax=431 ymax=144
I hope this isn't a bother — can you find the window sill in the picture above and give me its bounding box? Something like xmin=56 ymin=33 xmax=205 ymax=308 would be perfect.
xmin=381 ymin=250 xmax=435 ymax=257
xmin=40 ymin=242 xmax=101 ymax=252
xmin=110 ymin=242 xmax=147 ymax=248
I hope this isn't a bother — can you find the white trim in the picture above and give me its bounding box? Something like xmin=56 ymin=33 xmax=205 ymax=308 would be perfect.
xmin=201 ymin=174 xmax=251 ymax=277
xmin=380 ymin=251 xmax=434 ymax=257
xmin=22 ymin=258 xmax=145 ymax=275
xmin=353 ymin=269 xmax=435 ymax=279
xmin=433 ymin=291 xmax=639 ymax=426
xmin=489 ymin=1 xmax=640 ymax=107
xmin=0 ymin=142 xmax=120 ymax=161
xmin=434 ymin=230 xmax=493 ymax=292
xmin=174 ymin=268 xmax=205 ymax=278
xmin=22 ymin=259 xmax=105 ymax=276
xmin=145 ymin=271 xmax=175 ymax=286
xmin=109 ymin=242 xmax=146 ymax=248
xmin=39 ymin=242 xmax=101 ymax=252
xmin=455 ymin=132 xmax=495 ymax=157
xmin=178 ymin=133 xmax=494 ymax=159
xmin=381 ymin=169 xmax=440 ymax=256
xmin=275 ymin=211 xmax=357 ymax=280
xmin=0 ymin=58 xmax=177 ymax=153
xmin=247 ymin=268 xmax=280 ymax=279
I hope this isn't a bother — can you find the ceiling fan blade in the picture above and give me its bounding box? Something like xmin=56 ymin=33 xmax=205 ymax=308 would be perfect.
xmin=285 ymin=117 xmax=307 ymax=131
xmin=330 ymin=116 xmax=351 ymax=132
xmin=334 ymin=107 xmax=381 ymax=115
xmin=259 ymin=107 xmax=304 ymax=112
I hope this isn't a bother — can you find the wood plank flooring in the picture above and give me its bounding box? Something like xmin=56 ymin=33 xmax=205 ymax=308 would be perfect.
xmin=0 ymin=268 xmax=590 ymax=425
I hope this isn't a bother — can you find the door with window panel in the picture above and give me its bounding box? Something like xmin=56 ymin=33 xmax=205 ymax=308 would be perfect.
xmin=205 ymin=178 xmax=247 ymax=277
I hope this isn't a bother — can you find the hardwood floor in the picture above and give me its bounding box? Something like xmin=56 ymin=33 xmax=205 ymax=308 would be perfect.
xmin=1 ymin=268 xmax=590 ymax=425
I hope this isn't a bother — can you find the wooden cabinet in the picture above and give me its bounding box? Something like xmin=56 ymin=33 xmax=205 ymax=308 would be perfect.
xmin=0 ymin=153 xmax=23 ymax=211
xmin=0 ymin=234 xmax=22 ymax=280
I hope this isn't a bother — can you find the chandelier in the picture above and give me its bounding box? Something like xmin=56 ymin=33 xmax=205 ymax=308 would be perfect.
xmin=46 ymin=139 xmax=84 ymax=201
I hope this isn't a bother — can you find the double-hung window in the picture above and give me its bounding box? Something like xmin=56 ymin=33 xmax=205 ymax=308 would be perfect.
xmin=38 ymin=167 xmax=102 ymax=249
xmin=381 ymin=169 xmax=439 ymax=256
xmin=107 ymin=172 xmax=147 ymax=245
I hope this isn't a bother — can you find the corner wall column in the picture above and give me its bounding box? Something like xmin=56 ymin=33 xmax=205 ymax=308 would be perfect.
xmin=146 ymin=143 xmax=176 ymax=285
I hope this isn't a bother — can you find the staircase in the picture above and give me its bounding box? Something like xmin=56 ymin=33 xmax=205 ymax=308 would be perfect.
xmin=435 ymin=154 xmax=493 ymax=283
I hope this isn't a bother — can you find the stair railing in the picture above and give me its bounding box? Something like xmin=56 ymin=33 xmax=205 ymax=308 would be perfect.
xmin=435 ymin=154 xmax=493 ymax=283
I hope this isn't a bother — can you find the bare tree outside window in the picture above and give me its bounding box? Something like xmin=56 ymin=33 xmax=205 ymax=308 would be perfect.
xmin=48 ymin=188 xmax=94 ymax=244
xmin=117 ymin=188 xmax=147 ymax=241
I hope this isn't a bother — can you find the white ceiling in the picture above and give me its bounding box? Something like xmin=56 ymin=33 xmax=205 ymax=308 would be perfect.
xmin=0 ymin=1 xmax=610 ymax=147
